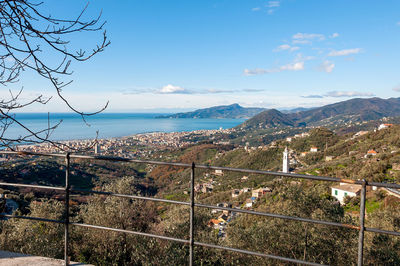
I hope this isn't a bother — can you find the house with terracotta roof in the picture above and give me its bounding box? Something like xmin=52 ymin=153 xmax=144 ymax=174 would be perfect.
xmin=207 ymin=219 xmax=221 ymax=229
xmin=378 ymin=123 xmax=393 ymax=130
xmin=331 ymin=183 xmax=361 ymax=204
xmin=365 ymin=149 xmax=378 ymax=158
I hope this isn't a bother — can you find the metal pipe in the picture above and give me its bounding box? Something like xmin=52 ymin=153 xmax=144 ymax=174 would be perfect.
xmin=71 ymin=188 xmax=190 ymax=206
xmin=2 ymin=150 xmax=400 ymax=266
xmin=64 ymin=153 xmax=70 ymax=266
xmin=195 ymin=203 xmax=360 ymax=230
xmin=193 ymin=241 xmax=325 ymax=266
xmin=357 ymin=179 xmax=367 ymax=266
xmin=1 ymin=151 xmax=400 ymax=189
xmin=0 ymin=182 xmax=65 ymax=191
xmin=189 ymin=162 xmax=195 ymax=266
xmin=365 ymin=227 xmax=400 ymax=237
xmin=70 ymin=222 xmax=190 ymax=244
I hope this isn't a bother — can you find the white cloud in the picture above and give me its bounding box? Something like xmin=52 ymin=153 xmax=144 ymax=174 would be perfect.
xmin=292 ymin=40 xmax=312 ymax=45
xmin=205 ymin=88 xmax=235 ymax=94
xmin=243 ymin=68 xmax=276 ymax=76
xmin=328 ymin=48 xmax=362 ymax=57
xmin=244 ymin=61 xmax=304 ymax=76
xmin=159 ymin=84 xmax=186 ymax=94
xmin=319 ymin=60 xmax=335 ymax=73
xmin=295 ymin=53 xmax=315 ymax=62
xmin=251 ymin=7 xmax=261 ymax=11
xmin=330 ymin=33 xmax=339 ymax=38
xmin=266 ymin=1 xmax=280 ymax=15
xmin=292 ymin=33 xmax=325 ymax=41
xmin=280 ymin=61 xmax=304 ymax=71
xmin=274 ymin=44 xmax=300 ymax=52
xmin=267 ymin=1 xmax=280 ymax=8
xmin=325 ymin=91 xmax=374 ymax=97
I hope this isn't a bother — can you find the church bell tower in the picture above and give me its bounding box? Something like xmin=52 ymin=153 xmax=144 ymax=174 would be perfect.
xmin=283 ymin=147 xmax=289 ymax=173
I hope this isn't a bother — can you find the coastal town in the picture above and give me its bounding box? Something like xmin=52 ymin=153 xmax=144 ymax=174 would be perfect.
xmin=9 ymin=128 xmax=235 ymax=158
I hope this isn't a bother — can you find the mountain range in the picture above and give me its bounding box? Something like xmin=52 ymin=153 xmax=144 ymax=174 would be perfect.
xmin=156 ymin=104 xmax=265 ymax=119
xmin=157 ymin=97 xmax=400 ymax=129
xmin=240 ymin=97 xmax=400 ymax=129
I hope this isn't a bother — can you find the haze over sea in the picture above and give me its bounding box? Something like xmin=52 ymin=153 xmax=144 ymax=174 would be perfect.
xmin=7 ymin=113 xmax=245 ymax=141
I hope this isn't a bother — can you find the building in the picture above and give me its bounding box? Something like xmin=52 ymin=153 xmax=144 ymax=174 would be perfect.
xmin=215 ymin=169 xmax=223 ymax=176
xmin=207 ymin=219 xmax=221 ymax=229
xmin=251 ymin=187 xmax=272 ymax=198
xmin=300 ymin=152 xmax=308 ymax=157
xmin=378 ymin=123 xmax=393 ymax=130
xmin=282 ymin=147 xmax=289 ymax=173
xmin=353 ymin=131 xmax=369 ymax=138
xmin=331 ymin=184 xmax=361 ymax=204
xmin=364 ymin=150 xmax=378 ymax=158
xmin=245 ymin=198 xmax=253 ymax=208
xmin=94 ymin=144 xmax=101 ymax=154
xmin=310 ymin=147 xmax=318 ymax=152
xmin=325 ymin=156 xmax=334 ymax=161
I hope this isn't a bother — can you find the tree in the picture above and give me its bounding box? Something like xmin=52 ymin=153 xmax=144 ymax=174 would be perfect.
xmin=0 ymin=199 xmax=65 ymax=259
xmin=72 ymin=177 xmax=158 ymax=264
xmin=225 ymin=183 xmax=358 ymax=265
xmin=0 ymin=0 xmax=109 ymax=149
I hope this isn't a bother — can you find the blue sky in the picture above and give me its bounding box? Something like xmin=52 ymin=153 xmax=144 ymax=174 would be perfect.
xmin=8 ymin=0 xmax=400 ymax=112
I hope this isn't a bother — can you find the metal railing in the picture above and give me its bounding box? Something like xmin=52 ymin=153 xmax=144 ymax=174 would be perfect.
xmin=0 ymin=150 xmax=400 ymax=266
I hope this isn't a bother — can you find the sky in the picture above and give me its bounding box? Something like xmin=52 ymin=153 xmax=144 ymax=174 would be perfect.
xmin=5 ymin=0 xmax=400 ymax=113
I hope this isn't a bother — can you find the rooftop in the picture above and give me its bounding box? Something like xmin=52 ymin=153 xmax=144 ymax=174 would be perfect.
xmin=331 ymin=184 xmax=362 ymax=193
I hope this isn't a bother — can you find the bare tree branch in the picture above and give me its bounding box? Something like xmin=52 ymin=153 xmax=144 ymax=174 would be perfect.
xmin=0 ymin=0 xmax=110 ymax=151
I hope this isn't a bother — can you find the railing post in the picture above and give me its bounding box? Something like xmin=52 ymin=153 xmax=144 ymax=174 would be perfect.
xmin=64 ymin=153 xmax=71 ymax=266
xmin=357 ymin=179 xmax=367 ymax=266
xmin=189 ymin=162 xmax=195 ymax=266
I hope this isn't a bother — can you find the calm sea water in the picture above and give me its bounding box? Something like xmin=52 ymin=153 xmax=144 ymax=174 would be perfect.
xmin=5 ymin=113 xmax=245 ymax=141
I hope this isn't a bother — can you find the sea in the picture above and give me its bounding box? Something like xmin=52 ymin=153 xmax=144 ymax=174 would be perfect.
xmin=5 ymin=113 xmax=246 ymax=142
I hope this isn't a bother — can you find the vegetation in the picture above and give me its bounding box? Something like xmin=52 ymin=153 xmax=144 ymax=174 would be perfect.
xmin=2 ymin=121 xmax=400 ymax=265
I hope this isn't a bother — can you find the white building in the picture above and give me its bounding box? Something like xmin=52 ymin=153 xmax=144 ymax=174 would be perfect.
xmin=245 ymin=199 xmax=253 ymax=208
xmin=282 ymin=147 xmax=289 ymax=173
xmin=378 ymin=123 xmax=393 ymax=130
xmin=331 ymin=184 xmax=361 ymax=204
xmin=94 ymin=144 xmax=101 ymax=154
xmin=310 ymin=147 xmax=318 ymax=152
xmin=215 ymin=169 xmax=223 ymax=176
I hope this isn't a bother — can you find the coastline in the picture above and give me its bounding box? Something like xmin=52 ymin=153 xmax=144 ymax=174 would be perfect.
xmin=13 ymin=127 xmax=237 ymax=156
xmin=6 ymin=114 xmax=245 ymax=145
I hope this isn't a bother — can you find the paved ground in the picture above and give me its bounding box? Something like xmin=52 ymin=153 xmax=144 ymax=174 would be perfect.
xmin=0 ymin=251 xmax=91 ymax=266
